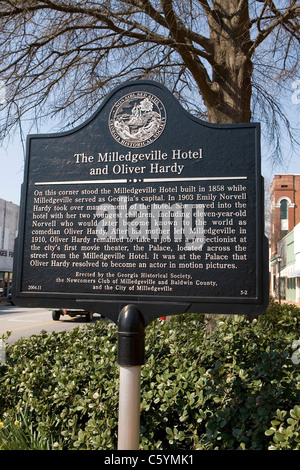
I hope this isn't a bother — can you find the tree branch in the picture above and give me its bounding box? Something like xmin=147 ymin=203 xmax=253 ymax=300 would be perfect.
xmin=250 ymin=1 xmax=299 ymax=53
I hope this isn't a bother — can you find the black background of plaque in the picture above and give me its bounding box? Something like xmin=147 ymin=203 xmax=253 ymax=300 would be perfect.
xmin=13 ymin=80 xmax=269 ymax=325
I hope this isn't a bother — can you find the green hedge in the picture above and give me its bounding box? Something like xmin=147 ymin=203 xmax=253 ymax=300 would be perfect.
xmin=0 ymin=300 xmax=300 ymax=450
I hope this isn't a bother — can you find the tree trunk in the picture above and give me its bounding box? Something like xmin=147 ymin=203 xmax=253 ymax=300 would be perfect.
xmin=203 ymin=2 xmax=253 ymax=330
xmin=206 ymin=0 xmax=253 ymax=124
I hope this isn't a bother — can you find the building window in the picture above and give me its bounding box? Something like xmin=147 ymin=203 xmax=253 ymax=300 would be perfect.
xmin=280 ymin=199 xmax=288 ymax=237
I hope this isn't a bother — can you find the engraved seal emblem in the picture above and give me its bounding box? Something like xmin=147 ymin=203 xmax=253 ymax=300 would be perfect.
xmin=109 ymin=91 xmax=166 ymax=148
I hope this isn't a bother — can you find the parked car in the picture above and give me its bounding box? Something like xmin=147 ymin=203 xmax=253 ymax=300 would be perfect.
xmin=52 ymin=309 xmax=94 ymax=321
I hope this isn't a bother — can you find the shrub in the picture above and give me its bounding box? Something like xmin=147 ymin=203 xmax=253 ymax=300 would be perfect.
xmin=0 ymin=302 xmax=299 ymax=450
xmin=265 ymin=406 xmax=300 ymax=450
xmin=0 ymin=322 xmax=119 ymax=450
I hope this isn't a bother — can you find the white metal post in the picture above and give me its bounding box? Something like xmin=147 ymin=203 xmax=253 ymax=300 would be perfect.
xmin=117 ymin=305 xmax=145 ymax=451
xmin=117 ymin=365 xmax=141 ymax=450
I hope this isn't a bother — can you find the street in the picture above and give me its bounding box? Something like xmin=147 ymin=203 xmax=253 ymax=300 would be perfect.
xmin=0 ymin=303 xmax=105 ymax=345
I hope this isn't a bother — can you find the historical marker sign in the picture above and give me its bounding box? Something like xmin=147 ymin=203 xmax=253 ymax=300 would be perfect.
xmin=13 ymin=80 xmax=268 ymax=324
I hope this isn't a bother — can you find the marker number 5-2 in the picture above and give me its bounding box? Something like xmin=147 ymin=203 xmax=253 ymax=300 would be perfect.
xmin=240 ymin=290 xmax=248 ymax=295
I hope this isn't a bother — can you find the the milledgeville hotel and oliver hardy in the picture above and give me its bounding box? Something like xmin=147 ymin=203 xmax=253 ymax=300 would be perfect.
xmin=0 ymin=198 xmax=19 ymax=300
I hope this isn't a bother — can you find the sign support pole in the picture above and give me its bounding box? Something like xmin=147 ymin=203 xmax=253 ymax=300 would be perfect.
xmin=117 ymin=305 xmax=145 ymax=450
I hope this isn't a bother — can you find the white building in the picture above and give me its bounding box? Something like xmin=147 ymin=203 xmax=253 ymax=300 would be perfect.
xmin=291 ymin=223 xmax=300 ymax=303
xmin=0 ymin=198 xmax=19 ymax=299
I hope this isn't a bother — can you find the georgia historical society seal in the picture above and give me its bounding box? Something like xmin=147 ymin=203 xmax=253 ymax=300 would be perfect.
xmin=109 ymin=91 xmax=166 ymax=148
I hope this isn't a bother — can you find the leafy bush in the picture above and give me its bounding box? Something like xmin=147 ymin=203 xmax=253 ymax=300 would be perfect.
xmin=265 ymin=406 xmax=300 ymax=450
xmin=0 ymin=301 xmax=299 ymax=450
xmin=0 ymin=323 xmax=119 ymax=450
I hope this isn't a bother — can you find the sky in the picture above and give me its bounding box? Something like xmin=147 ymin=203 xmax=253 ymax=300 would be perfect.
xmin=0 ymin=91 xmax=299 ymax=207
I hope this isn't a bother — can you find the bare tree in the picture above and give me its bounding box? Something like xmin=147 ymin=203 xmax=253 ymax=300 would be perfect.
xmin=0 ymin=1 xmax=299 ymax=160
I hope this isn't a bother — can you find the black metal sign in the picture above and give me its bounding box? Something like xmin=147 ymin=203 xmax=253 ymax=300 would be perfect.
xmin=13 ymin=80 xmax=268 ymax=324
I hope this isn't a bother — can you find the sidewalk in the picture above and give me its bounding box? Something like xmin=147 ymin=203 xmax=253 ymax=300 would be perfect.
xmin=0 ymin=300 xmax=14 ymax=308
